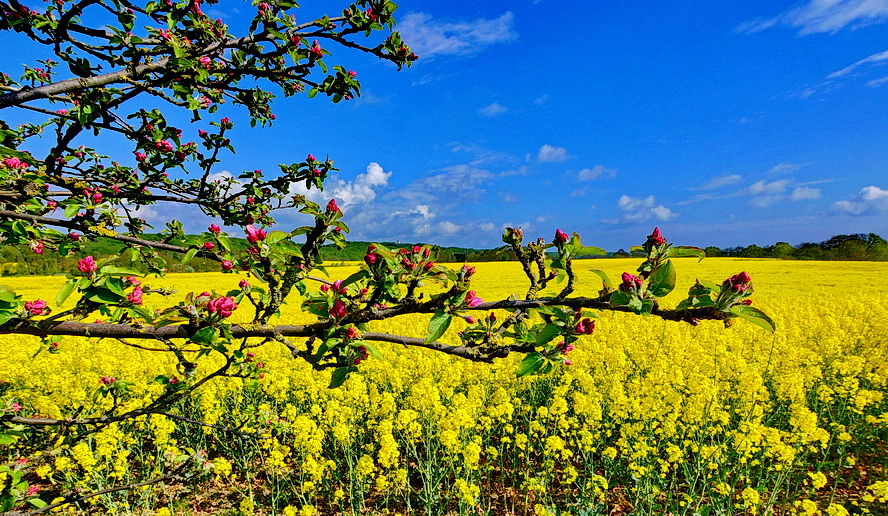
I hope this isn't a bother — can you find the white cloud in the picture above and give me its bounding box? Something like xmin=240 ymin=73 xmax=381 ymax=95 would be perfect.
xmin=324 ymin=162 xmax=392 ymax=210
xmin=749 ymin=179 xmax=790 ymax=195
xmin=748 ymin=179 xmax=790 ymax=207
xmin=533 ymin=95 xmax=549 ymax=105
xmin=828 ymin=49 xmax=888 ymax=78
xmin=833 ymin=185 xmax=888 ymax=214
xmin=694 ymin=174 xmax=743 ymax=190
xmin=439 ymin=221 xmax=462 ymax=235
xmin=537 ymin=144 xmax=568 ymax=163
xmin=411 ymin=74 xmax=444 ymax=86
xmin=616 ymin=195 xmax=676 ymax=222
xmin=738 ymin=0 xmax=888 ymax=35
xmin=398 ymin=11 xmax=517 ymax=58
xmin=768 ymin=162 xmax=801 ymax=175
xmin=479 ymin=102 xmax=508 ymax=116
xmin=392 ymin=164 xmax=494 ymax=204
xmin=791 ymin=186 xmax=822 ymax=200
xmin=577 ymin=165 xmax=617 ymax=181
xmin=867 ymin=75 xmax=888 ymax=87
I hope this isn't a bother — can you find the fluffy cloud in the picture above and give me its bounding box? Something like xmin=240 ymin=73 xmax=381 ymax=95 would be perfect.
xmin=791 ymin=186 xmax=822 ymax=200
xmin=748 ymin=179 xmax=790 ymax=206
xmin=537 ymin=144 xmax=568 ymax=163
xmin=833 ymin=185 xmax=888 ymax=215
xmin=577 ymin=165 xmax=617 ymax=181
xmin=737 ymin=0 xmax=888 ymax=35
xmin=322 ymin=162 xmax=392 ymax=210
xmin=397 ymin=12 xmax=517 ymax=58
xmin=479 ymin=102 xmax=508 ymax=116
xmin=616 ymin=195 xmax=676 ymax=222
xmin=392 ymin=164 xmax=494 ymax=204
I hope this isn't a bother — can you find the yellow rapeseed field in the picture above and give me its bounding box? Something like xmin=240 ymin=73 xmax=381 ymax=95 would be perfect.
xmin=1 ymin=258 xmax=887 ymax=515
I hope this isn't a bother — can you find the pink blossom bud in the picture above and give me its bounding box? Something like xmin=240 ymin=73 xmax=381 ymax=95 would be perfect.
xmin=239 ymin=279 xmax=250 ymax=289
xmin=554 ymin=229 xmax=569 ymax=244
xmin=326 ymin=198 xmax=340 ymax=213
xmin=221 ymin=260 xmax=233 ymax=271
xmin=207 ymin=296 xmax=238 ymax=318
xmin=128 ymin=287 xmax=143 ymax=305
xmin=69 ymin=232 xmax=80 ymax=241
xmin=24 ymin=299 xmax=47 ymax=316
xmin=209 ymin=224 xmax=221 ymax=234
xmin=649 ymin=227 xmax=666 ymax=245
xmin=77 ymin=256 xmax=97 ymax=274
xmin=203 ymin=242 xmax=215 ymax=251
xmin=307 ymin=153 xmax=315 ymax=162
xmin=464 ymin=290 xmax=483 ymax=308
xmin=330 ymin=299 xmax=347 ymax=319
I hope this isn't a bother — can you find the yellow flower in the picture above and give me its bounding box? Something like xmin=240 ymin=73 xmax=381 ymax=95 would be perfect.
xmin=809 ymin=471 xmax=828 ymax=489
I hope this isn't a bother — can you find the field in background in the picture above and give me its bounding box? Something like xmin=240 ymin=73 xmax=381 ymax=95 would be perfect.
xmin=1 ymin=258 xmax=887 ymax=515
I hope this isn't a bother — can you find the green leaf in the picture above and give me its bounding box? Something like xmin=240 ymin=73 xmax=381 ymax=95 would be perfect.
xmin=630 ymin=245 xmax=646 ymax=255
xmin=589 ymin=268 xmax=612 ymax=289
xmin=0 ymin=311 xmax=15 ymax=326
xmin=341 ymin=270 xmax=369 ymax=289
xmin=329 ymin=366 xmax=355 ymax=388
xmin=0 ymin=287 xmax=17 ymax=303
xmin=56 ymin=278 xmax=79 ymax=306
xmin=265 ymin=230 xmax=290 ymax=245
xmin=182 ymin=247 xmax=198 ymax=264
xmin=360 ymin=340 xmax=383 ymax=359
xmin=647 ymin=259 xmax=676 ymax=297
xmin=191 ymin=326 xmax=218 ymax=346
xmin=425 ymin=310 xmax=452 ymax=344
xmin=99 ymin=266 xmax=142 ymax=277
xmin=535 ymin=323 xmax=563 ymax=346
xmin=669 ymin=246 xmax=705 ymax=261
xmin=85 ymin=288 xmax=123 ymax=304
xmin=516 ymin=352 xmax=545 ymax=377
xmin=730 ymin=305 xmax=776 ymax=333
xmin=29 ymin=497 xmax=47 ymax=509
xmin=217 ymin=235 xmax=232 ymax=252
xmin=609 ymin=290 xmax=631 ymax=306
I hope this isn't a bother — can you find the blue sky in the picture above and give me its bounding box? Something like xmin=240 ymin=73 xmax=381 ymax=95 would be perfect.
xmin=3 ymin=0 xmax=888 ymax=250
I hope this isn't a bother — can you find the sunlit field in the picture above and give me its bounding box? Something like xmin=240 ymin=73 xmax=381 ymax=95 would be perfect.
xmin=2 ymin=258 xmax=887 ymax=515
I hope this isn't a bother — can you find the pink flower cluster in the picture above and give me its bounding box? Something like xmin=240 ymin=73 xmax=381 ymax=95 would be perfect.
xmin=463 ymin=290 xmax=484 ymax=308
xmin=555 ymin=341 xmax=574 ymax=365
xmin=77 ymin=256 xmax=97 ymax=274
xmin=329 ymin=299 xmax=347 ymax=319
xmin=724 ymin=271 xmax=752 ymax=293
xmin=24 ymin=299 xmax=48 ymax=316
xmin=554 ymin=228 xmax=569 ymax=245
xmin=648 ymin=227 xmax=666 ymax=246
xmin=619 ymin=272 xmax=644 ymax=293
xmin=245 ymin=224 xmax=267 ymax=243
xmin=353 ymin=345 xmax=369 ymax=365
xmin=2 ymin=157 xmax=28 ymax=169
xmin=574 ymin=317 xmax=595 ymax=335
xmin=128 ymin=287 xmax=143 ymax=305
xmin=364 ymin=244 xmax=379 ymax=266
xmin=207 ymin=296 xmax=238 ymax=318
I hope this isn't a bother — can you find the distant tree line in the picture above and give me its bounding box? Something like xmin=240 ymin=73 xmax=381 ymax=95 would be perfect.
xmin=1 ymin=233 xmax=885 ymax=276
xmin=702 ymin=233 xmax=888 ymax=261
